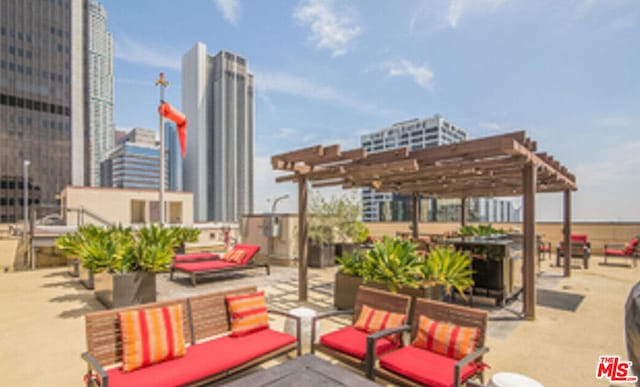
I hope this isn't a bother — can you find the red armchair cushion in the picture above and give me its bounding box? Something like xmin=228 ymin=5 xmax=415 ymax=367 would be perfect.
xmin=354 ymin=304 xmax=406 ymax=344
xmin=379 ymin=345 xmax=480 ymax=387
xmin=570 ymin=234 xmax=588 ymax=243
xmin=172 ymin=260 xmax=239 ymax=272
xmin=106 ymin=329 xmax=295 ymax=387
xmin=320 ymin=325 xmax=397 ymax=360
xmin=605 ymin=249 xmax=629 ymax=256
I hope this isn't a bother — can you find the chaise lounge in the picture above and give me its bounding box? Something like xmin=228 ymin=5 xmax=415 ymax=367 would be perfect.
xmin=170 ymin=244 xmax=269 ymax=286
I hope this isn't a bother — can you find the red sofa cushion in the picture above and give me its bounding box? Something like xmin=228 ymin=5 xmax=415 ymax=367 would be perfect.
xmin=320 ymin=325 xmax=397 ymax=360
xmin=379 ymin=345 xmax=480 ymax=387
xmin=172 ymin=260 xmax=239 ymax=273
xmin=605 ymin=248 xmax=629 ymax=256
xmin=570 ymin=234 xmax=588 ymax=243
xmin=106 ymin=329 xmax=296 ymax=387
xmin=173 ymin=252 xmax=219 ymax=263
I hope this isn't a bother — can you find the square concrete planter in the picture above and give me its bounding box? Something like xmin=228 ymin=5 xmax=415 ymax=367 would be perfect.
xmin=308 ymin=243 xmax=336 ymax=268
xmin=94 ymin=271 xmax=156 ymax=309
xmin=79 ymin=265 xmax=94 ymax=290
xmin=68 ymin=258 xmax=79 ymax=278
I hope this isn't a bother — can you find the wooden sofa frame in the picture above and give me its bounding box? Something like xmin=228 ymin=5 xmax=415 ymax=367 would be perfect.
xmin=82 ymin=286 xmax=300 ymax=387
xmin=310 ymin=286 xmax=411 ymax=370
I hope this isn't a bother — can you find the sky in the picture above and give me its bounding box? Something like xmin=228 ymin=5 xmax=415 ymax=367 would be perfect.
xmin=101 ymin=0 xmax=640 ymax=221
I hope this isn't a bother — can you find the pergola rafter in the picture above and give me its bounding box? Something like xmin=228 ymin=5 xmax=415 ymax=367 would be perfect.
xmin=272 ymin=130 xmax=577 ymax=320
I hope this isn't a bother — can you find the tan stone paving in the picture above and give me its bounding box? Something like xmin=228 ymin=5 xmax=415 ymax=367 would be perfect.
xmin=0 ymin=256 xmax=638 ymax=386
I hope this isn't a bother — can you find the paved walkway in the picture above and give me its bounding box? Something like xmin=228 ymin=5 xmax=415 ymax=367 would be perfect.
xmin=0 ymin=257 xmax=637 ymax=386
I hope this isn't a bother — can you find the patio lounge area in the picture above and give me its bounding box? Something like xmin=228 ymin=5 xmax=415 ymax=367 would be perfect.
xmin=0 ymin=255 xmax=636 ymax=386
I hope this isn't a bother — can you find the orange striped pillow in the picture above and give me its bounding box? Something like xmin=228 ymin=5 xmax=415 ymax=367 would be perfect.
xmin=354 ymin=304 xmax=406 ymax=344
xmin=222 ymin=249 xmax=246 ymax=263
xmin=118 ymin=304 xmax=186 ymax=372
xmin=226 ymin=291 xmax=269 ymax=337
xmin=412 ymin=315 xmax=479 ymax=360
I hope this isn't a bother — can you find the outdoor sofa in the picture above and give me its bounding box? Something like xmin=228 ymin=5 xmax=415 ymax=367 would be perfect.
xmin=604 ymin=236 xmax=639 ymax=267
xmin=82 ymin=286 xmax=300 ymax=387
xmin=170 ymin=244 xmax=269 ymax=286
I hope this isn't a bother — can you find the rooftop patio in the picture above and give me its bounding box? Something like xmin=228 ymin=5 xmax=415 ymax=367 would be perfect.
xmin=0 ymin=251 xmax=635 ymax=386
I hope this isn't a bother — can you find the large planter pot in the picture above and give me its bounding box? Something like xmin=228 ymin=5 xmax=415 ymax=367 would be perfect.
xmin=334 ymin=272 xmax=364 ymax=310
xmin=308 ymin=242 xmax=336 ymax=268
xmin=333 ymin=272 xmax=444 ymax=320
xmin=79 ymin=265 xmax=94 ymax=290
xmin=94 ymin=271 xmax=157 ymax=309
xmin=68 ymin=258 xmax=79 ymax=278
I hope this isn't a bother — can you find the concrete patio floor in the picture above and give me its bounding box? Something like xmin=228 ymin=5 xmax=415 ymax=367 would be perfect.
xmin=0 ymin=254 xmax=637 ymax=386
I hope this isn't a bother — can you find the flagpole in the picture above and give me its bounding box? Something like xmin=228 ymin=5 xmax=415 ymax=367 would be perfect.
xmin=155 ymin=73 xmax=169 ymax=227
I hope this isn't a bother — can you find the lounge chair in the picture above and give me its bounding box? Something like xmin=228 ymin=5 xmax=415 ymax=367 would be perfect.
xmin=556 ymin=234 xmax=591 ymax=269
xmin=604 ymin=237 xmax=639 ymax=267
xmin=170 ymin=245 xmax=269 ymax=286
xmin=366 ymin=297 xmax=489 ymax=387
xmin=311 ymin=286 xmax=411 ymax=371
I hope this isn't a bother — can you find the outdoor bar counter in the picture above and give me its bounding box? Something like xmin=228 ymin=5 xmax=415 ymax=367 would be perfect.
xmin=447 ymin=237 xmax=523 ymax=306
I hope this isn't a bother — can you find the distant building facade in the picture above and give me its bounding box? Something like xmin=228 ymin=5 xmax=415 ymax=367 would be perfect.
xmin=0 ymin=0 xmax=88 ymax=222
xmin=182 ymin=42 xmax=254 ymax=222
xmin=100 ymin=128 xmax=169 ymax=190
xmin=361 ymin=115 xmax=467 ymax=222
xmin=165 ymin=121 xmax=183 ymax=192
xmin=86 ymin=0 xmax=114 ymax=187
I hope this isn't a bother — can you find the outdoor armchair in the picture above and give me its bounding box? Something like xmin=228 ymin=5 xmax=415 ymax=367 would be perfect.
xmin=604 ymin=236 xmax=639 ymax=267
xmin=311 ymin=286 xmax=411 ymax=370
xmin=367 ymin=297 xmax=489 ymax=387
xmin=556 ymin=234 xmax=591 ymax=269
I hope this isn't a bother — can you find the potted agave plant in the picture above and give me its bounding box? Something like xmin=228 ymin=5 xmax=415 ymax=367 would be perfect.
xmin=422 ymin=246 xmax=474 ymax=302
xmin=334 ymin=250 xmax=366 ymax=309
xmin=56 ymin=225 xmax=105 ymax=289
xmin=169 ymin=226 xmax=200 ymax=254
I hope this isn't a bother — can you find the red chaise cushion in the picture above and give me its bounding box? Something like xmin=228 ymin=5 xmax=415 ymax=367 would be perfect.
xmin=379 ymin=345 xmax=480 ymax=387
xmin=172 ymin=260 xmax=240 ymax=273
xmin=106 ymin=329 xmax=296 ymax=387
xmin=605 ymin=249 xmax=629 ymax=256
xmin=232 ymin=245 xmax=261 ymax=265
xmin=173 ymin=253 xmax=219 ymax=263
xmin=320 ymin=325 xmax=397 ymax=360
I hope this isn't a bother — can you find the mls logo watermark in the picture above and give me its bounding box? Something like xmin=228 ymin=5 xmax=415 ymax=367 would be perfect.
xmin=596 ymin=355 xmax=638 ymax=383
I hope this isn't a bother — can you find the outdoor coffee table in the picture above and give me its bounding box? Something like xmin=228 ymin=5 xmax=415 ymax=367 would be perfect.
xmin=223 ymin=354 xmax=379 ymax=386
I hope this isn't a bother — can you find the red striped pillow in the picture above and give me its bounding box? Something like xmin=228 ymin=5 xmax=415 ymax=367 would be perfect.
xmin=226 ymin=291 xmax=269 ymax=337
xmin=354 ymin=304 xmax=406 ymax=344
xmin=412 ymin=315 xmax=479 ymax=360
xmin=118 ymin=304 xmax=186 ymax=372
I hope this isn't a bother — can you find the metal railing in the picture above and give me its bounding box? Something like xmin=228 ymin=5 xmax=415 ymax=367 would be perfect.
xmin=66 ymin=207 xmax=113 ymax=227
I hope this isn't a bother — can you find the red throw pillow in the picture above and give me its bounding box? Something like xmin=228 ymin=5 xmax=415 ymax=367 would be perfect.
xmin=226 ymin=291 xmax=269 ymax=337
xmin=412 ymin=315 xmax=479 ymax=360
xmin=118 ymin=304 xmax=187 ymax=372
xmin=354 ymin=304 xmax=406 ymax=344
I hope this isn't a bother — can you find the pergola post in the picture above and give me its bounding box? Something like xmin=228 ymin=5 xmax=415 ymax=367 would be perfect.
xmin=563 ymin=189 xmax=572 ymax=277
xmin=412 ymin=192 xmax=419 ymax=239
xmin=522 ymin=162 xmax=537 ymax=320
xmin=461 ymin=197 xmax=467 ymax=227
xmin=298 ymin=178 xmax=308 ymax=302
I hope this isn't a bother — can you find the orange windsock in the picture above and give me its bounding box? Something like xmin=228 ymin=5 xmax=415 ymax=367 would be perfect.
xmin=158 ymin=102 xmax=187 ymax=158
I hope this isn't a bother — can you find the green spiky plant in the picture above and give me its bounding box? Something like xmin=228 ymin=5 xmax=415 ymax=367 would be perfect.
xmin=168 ymin=226 xmax=200 ymax=252
xmin=361 ymin=236 xmax=424 ymax=292
xmin=422 ymin=246 xmax=474 ymax=298
xmin=336 ymin=249 xmax=366 ymax=277
xmin=123 ymin=224 xmax=175 ymax=272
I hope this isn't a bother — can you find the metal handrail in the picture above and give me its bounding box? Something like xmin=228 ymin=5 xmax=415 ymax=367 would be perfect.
xmin=66 ymin=207 xmax=113 ymax=227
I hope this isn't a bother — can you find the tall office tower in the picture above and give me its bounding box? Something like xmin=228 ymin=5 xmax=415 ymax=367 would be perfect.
xmin=0 ymin=0 xmax=86 ymax=223
xmin=165 ymin=122 xmax=183 ymax=192
xmin=86 ymin=0 xmax=114 ymax=186
xmin=360 ymin=115 xmax=467 ymax=222
xmin=100 ymin=128 xmax=170 ymax=190
xmin=182 ymin=42 xmax=254 ymax=222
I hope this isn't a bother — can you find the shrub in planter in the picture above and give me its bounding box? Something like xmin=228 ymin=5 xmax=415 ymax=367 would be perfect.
xmin=422 ymin=246 xmax=474 ymax=299
xmin=168 ymin=226 xmax=200 ymax=254
xmin=361 ymin=236 xmax=423 ymax=292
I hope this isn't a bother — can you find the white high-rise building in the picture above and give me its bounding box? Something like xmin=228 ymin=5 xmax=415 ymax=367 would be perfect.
xmin=182 ymin=43 xmax=254 ymax=221
xmin=86 ymin=0 xmax=114 ymax=186
xmin=361 ymin=115 xmax=467 ymax=222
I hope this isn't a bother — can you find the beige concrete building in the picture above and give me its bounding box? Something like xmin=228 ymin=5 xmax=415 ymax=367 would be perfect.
xmin=60 ymin=186 xmax=193 ymax=226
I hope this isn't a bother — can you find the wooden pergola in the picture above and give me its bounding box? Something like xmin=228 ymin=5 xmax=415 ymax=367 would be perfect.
xmin=271 ymin=131 xmax=577 ymax=320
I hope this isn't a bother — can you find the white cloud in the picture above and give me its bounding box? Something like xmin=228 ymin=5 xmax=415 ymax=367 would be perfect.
xmin=255 ymin=70 xmax=398 ymax=116
xmin=213 ymin=0 xmax=240 ymax=25
xmin=114 ymin=36 xmax=180 ymax=70
xmin=381 ymin=59 xmax=434 ymax=90
xmin=410 ymin=0 xmax=508 ymax=30
xmin=293 ymin=0 xmax=361 ymax=57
